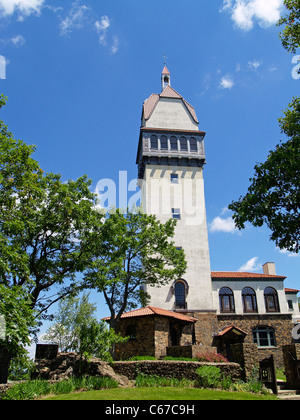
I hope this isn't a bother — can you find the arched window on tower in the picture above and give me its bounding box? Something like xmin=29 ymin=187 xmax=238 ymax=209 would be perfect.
xmin=264 ymin=287 xmax=280 ymax=312
xmin=189 ymin=137 xmax=198 ymax=152
xmin=219 ymin=287 xmax=235 ymax=313
xmin=242 ymin=287 xmax=258 ymax=313
xmin=163 ymin=75 xmax=170 ymax=88
xmin=174 ymin=280 xmax=188 ymax=309
xmin=160 ymin=135 xmax=168 ymax=150
xmin=180 ymin=137 xmax=188 ymax=152
xmin=150 ymin=135 xmax=158 ymax=150
xmin=170 ymin=136 xmax=178 ymax=151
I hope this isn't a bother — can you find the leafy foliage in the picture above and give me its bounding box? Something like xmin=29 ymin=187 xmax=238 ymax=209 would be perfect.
xmin=84 ymin=209 xmax=187 ymax=329
xmin=278 ymin=0 xmax=300 ymax=53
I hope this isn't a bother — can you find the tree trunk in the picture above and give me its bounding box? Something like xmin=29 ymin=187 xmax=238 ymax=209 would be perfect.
xmin=0 ymin=344 xmax=11 ymax=384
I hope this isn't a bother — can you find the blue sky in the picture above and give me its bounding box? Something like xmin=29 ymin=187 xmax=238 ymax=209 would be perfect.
xmin=0 ymin=0 xmax=299 ymax=323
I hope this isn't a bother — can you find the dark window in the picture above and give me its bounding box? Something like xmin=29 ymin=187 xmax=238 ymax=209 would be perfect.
xmin=242 ymin=287 xmax=258 ymax=313
xmin=175 ymin=281 xmax=186 ymax=309
xmin=170 ymin=136 xmax=178 ymax=151
xmin=170 ymin=174 xmax=179 ymax=184
xmin=180 ymin=137 xmax=188 ymax=151
xmin=264 ymin=287 xmax=280 ymax=312
xmin=150 ymin=135 xmax=158 ymax=150
xmin=126 ymin=324 xmax=137 ymax=340
xmin=160 ymin=135 xmax=168 ymax=150
xmin=172 ymin=208 xmax=181 ymax=220
xmin=253 ymin=326 xmax=276 ymax=348
xmin=219 ymin=287 xmax=235 ymax=313
xmin=189 ymin=137 xmax=197 ymax=152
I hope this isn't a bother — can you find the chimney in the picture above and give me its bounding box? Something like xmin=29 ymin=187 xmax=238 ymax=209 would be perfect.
xmin=263 ymin=262 xmax=276 ymax=276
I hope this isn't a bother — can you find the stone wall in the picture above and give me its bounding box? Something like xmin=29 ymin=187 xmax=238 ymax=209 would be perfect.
xmin=114 ymin=315 xmax=195 ymax=360
xmin=218 ymin=314 xmax=293 ymax=368
xmin=32 ymin=353 xmax=242 ymax=384
xmin=112 ymin=360 xmax=241 ymax=382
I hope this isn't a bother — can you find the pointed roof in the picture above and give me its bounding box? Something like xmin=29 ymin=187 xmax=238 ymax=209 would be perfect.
xmin=216 ymin=325 xmax=247 ymax=337
xmin=143 ymin=85 xmax=199 ymax=124
xmin=103 ymin=306 xmax=197 ymax=323
xmin=162 ymin=65 xmax=170 ymax=76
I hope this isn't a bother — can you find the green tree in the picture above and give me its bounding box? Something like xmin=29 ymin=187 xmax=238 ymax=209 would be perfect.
xmin=229 ymin=3 xmax=300 ymax=252
xmin=0 ymin=96 xmax=102 ymax=318
xmin=79 ymin=320 xmax=127 ymax=362
xmin=229 ymin=98 xmax=300 ymax=253
xmin=0 ymin=96 xmax=102 ymax=381
xmin=43 ymin=293 xmax=98 ymax=352
xmin=278 ymin=0 xmax=300 ymax=53
xmin=0 ymin=284 xmax=35 ymax=383
xmin=84 ymin=209 xmax=187 ymax=330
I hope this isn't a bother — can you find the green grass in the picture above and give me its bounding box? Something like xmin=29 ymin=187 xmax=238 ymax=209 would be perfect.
xmin=44 ymin=387 xmax=278 ymax=401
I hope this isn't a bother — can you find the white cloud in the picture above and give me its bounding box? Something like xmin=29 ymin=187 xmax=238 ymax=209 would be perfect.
xmin=95 ymin=15 xmax=110 ymax=46
xmin=210 ymin=216 xmax=236 ymax=233
xmin=276 ymin=247 xmax=300 ymax=258
xmin=111 ymin=35 xmax=119 ymax=54
xmin=221 ymin=0 xmax=284 ymax=31
xmin=0 ymin=0 xmax=45 ymax=17
xmin=11 ymin=34 xmax=26 ymax=47
xmin=238 ymin=256 xmax=261 ymax=272
xmin=219 ymin=75 xmax=234 ymax=89
xmin=60 ymin=2 xmax=92 ymax=36
xmin=248 ymin=59 xmax=261 ymax=70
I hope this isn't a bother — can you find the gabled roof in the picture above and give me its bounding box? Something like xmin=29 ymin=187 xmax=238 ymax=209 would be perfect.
xmin=216 ymin=325 xmax=247 ymax=337
xmin=211 ymin=271 xmax=286 ymax=280
xmin=103 ymin=306 xmax=197 ymax=323
xmin=142 ymin=85 xmax=199 ymax=124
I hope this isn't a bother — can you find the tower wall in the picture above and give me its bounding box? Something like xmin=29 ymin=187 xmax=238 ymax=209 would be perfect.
xmin=141 ymin=164 xmax=214 ymax=311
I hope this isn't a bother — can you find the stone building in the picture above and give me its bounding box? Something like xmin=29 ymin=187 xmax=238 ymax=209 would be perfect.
xmin=114 ymin=66 xmax=300 ymax=366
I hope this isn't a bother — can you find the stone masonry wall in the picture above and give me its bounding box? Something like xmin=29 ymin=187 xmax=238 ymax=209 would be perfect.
xmin=218 ymin=314 xmax=293 ymax=368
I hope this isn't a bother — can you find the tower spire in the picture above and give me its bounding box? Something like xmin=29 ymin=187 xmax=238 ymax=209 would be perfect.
xmin=161 ymin=54 xmax=171 ymax=91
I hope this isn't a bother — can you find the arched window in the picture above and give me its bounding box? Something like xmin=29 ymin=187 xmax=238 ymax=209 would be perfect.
xmin=264 ymin=287 xmax=280 ymax=312
xmin=189 ymin=137 xmax=197 ymax=152
xmin=180 ymin=137 xmax=188 ymax=151
xmin=174 ymin=280 xmax=187 ymax=309
xmin=242 ymin=287 xmax=258 ymax=313
xmin=170 ymin=136 xmax=178 ymax=151
xmin=160 ymin=135 xmax=168 ymax=150
xmin=253 ymin=326 xmax=276 ymax=348
xmin=150 ymin=135 xmax=158 ymax=150
xmin=219 ymin=287 xmax=235 ymax=313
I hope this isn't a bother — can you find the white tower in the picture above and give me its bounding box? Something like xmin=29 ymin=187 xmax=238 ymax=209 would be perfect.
xmin=136 ymin=66 xmax=214 ymax=312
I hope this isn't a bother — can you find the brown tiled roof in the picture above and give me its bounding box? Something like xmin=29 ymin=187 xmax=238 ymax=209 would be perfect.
xmin=285 ymin=288 xmax=300 ymax=293
xmin=216 ymin=325 xmax=247 ymax=337
xmin=211 ymin=271 xmax=286 ymax=280
xmin=103 ymin=306 xmax=197 ymax=323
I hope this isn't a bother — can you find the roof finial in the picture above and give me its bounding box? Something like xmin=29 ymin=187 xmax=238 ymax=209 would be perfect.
xmin=163 ymin=51 xmax=168 ymax=66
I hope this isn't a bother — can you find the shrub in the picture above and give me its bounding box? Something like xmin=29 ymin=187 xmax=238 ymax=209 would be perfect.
xmin=195 ymin=353 xmax=228 ymax=363
xmin=195 ymin=365 xmax=222 ymax=388
xmin=1 ymin=376 xmax=118 ymax=400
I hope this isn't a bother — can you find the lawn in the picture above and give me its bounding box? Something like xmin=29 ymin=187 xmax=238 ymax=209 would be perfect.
xmin=44 ymin=387 xmax=278 ymax=401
